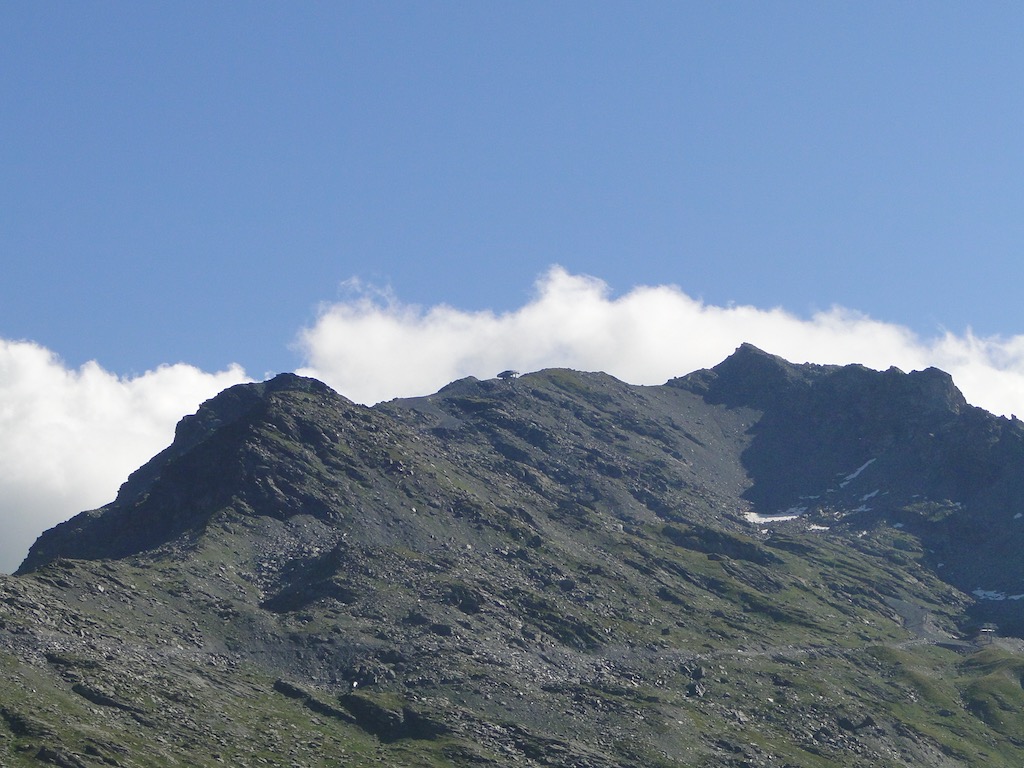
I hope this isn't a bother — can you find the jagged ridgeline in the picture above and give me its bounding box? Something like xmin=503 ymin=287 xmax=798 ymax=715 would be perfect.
xmin=5 ymin=344 xmax=1024 ymax=767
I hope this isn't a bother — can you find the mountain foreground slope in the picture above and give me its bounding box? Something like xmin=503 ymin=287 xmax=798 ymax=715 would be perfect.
xmin=4 ymin=344 xmax=1024 ymax=767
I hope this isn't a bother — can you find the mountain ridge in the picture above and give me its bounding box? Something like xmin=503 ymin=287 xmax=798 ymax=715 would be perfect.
xmin=4 ymin=345 xmax=1024 ymax=767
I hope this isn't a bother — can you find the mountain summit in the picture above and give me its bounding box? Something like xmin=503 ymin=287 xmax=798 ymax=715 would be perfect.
xmin=4 ymin=346 xmax=1024 ymax=767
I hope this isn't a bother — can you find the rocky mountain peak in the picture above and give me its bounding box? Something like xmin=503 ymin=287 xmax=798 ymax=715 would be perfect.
xmin=172 ymin=372 xmax=338 ymax=447
xmin=109 ymin=373 xmax=342 ymax=508
xmin=671 ymin=343 xmax=967 ymax=419
xmin=17 ymin=373 xmax=353 ymax=574
xmin=669 ymin=343 xmax=836 ymax=408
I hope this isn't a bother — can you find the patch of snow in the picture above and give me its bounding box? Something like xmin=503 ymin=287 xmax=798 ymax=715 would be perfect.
xmin=973 ymin=589 xmax=1003 ymax=600
xmin=744 ymin=511 xmax=801 ymax=524
xmin=852 ymin=505 xmax=872 ymax=513
xmin=861 ymin=489 xmax=880 ymax=502
xmin=973 ymin=589 xmax=1024 ymax=602
xmin=808 ymin=525 xmax=830 ymax=531
xmin=1015 ymin=512 xmax=1023 ymax=520
xmin=892 ymin=523 xmax=904 ymax=529
xmin=799 ymin=495 xmax=821 ymax=500
xmin=839 ymin=458 xmax=876 ymax=488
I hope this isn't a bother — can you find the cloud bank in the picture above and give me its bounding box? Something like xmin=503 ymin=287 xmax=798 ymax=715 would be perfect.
xmin=298 ymin=266 xmax=1024 ymax=420
xmin=0 ymin=340 xmax=247 ymax=573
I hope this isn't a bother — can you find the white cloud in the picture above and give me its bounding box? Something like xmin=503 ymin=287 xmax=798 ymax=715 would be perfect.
xmin=0 ymin=340 xmax=248 ymax=574
xmin=298 ymin=266 xmax=1024 ymax=422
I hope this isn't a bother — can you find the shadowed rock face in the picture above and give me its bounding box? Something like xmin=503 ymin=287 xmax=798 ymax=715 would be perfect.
xmin=6 ymin=345 xmax=1024 ymax=767
xmin=18 ymin=374 xmax=350 ymax=571
xmin=672 ymin=344 xmax=1024 ymax=631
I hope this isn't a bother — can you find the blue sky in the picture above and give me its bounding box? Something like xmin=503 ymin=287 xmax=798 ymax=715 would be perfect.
xmin=5 ymin=3 xmax=1023 ymax=374
xmin=2 ymin=2 xmax=1024 ymax=571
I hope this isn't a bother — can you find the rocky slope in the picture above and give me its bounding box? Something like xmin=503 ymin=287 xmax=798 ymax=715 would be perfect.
xmin=4 ymin=345 xmax=1024 ymax=767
